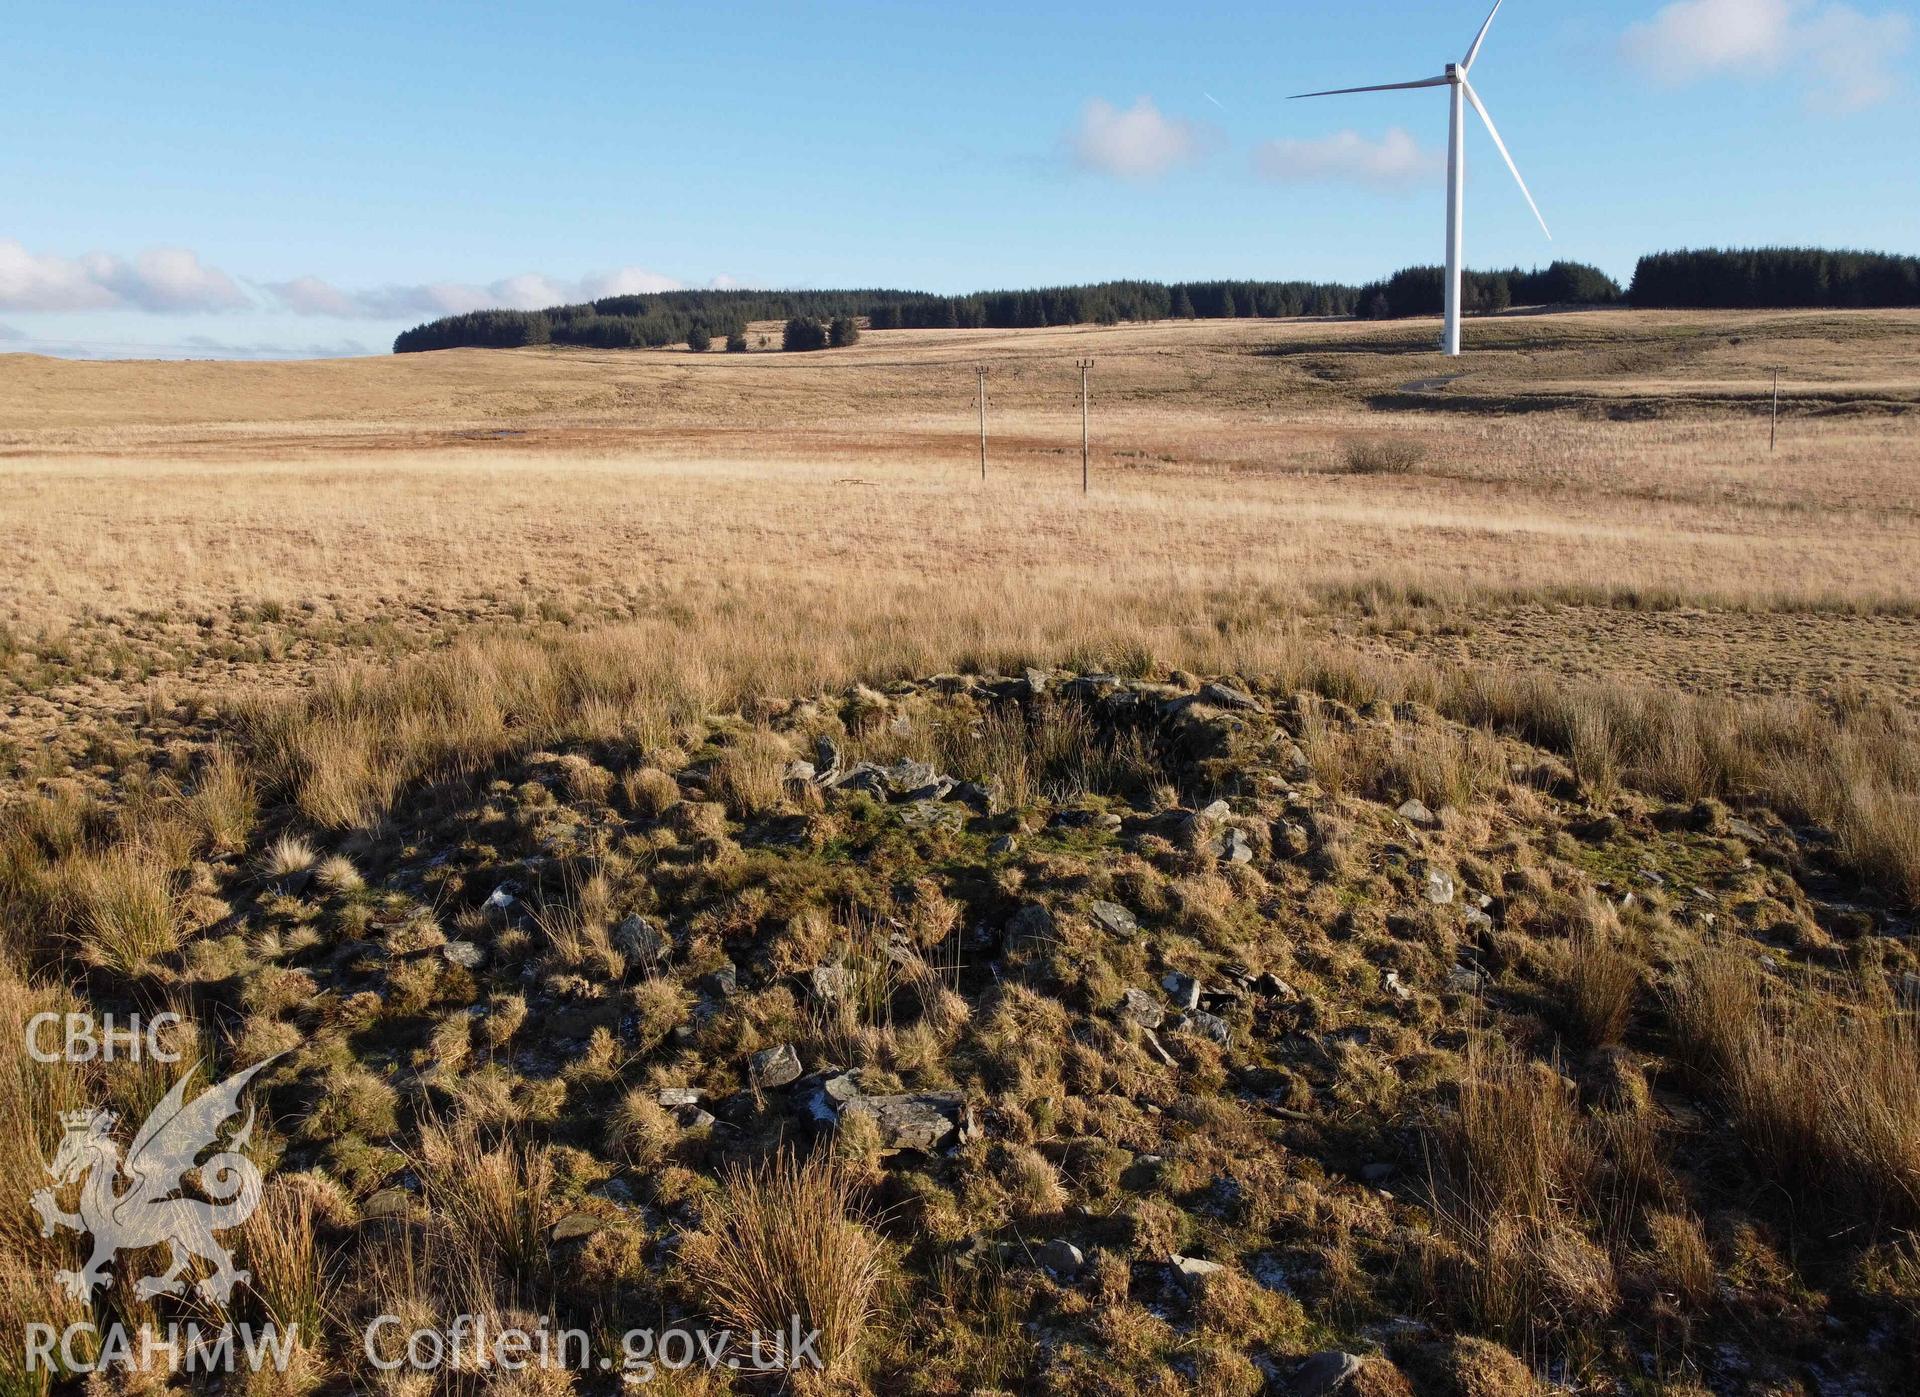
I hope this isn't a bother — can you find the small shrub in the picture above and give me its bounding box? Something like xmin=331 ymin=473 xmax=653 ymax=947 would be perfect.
xmin=1342 ymin=437 xmax=1426 ymax=475
xmin=725 ymin=329 xmax=748 ymax=353
xmin=829 ymin=316 xmax=861 ymax=348
xmin=686 ymin=325 xmax=712 ymax=353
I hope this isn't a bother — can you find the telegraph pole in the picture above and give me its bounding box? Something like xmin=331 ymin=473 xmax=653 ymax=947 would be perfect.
xmin=975 ymin=364 xmax=990 ymax=480
xmin=1077 ymin=359 xmax=1094 ymax=494
xmin=1770 ymin=370 xmax=1779 ymax=451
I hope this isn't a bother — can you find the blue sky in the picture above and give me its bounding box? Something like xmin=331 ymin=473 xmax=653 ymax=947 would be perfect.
xmin=3 ymin=0 xmax=1914 ymax=358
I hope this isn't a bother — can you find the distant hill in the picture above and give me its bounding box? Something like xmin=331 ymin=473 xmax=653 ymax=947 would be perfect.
xmin=391 ymin=248 xmax=1920 ymax=353
xmin=391 ymin=280 xmax=1365 ymax=353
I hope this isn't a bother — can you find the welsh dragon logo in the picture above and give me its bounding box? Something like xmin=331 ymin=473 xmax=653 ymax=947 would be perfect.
xmin=30 ymin=1055 xmax=281 ymax=1304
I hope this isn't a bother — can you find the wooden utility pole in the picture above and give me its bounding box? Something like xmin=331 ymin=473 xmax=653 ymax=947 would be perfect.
xmin=1770 ymin=370 xmax=1779 ymax=451
xmin=975 ymin=364 xmax=990 ymax=480
xmin=1078 ymin=359 xmax=1094 ymax=494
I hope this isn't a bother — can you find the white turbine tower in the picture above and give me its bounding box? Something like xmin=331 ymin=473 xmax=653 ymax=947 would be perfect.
xmin=1293 ymin=0 xmax=1550 ymax=357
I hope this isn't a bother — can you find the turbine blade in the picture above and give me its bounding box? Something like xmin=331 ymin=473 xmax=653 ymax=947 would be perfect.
xmin=1289 ymin=76 xmax=1450 ymax=99
xmin=1463 ymin=78 xmax=1551 ymax=239
xmin=1462 ymin=0 xmax=1505 ymax=70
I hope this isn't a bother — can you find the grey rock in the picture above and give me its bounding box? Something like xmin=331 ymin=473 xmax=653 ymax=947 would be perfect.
xmin=1200 ymin=681 xmax=1262 ymax=712
xmin=360 ymin=1188 xmax=414 ymax=1223
xmin=813 ymin=735 xmax=843 ymax=784
xmin=987 ymin=834 xmax=1018 ymax=856
xmin=613 ymin=916 xmax=670 ymax=966
xmin=1422 ymin=865 xmax=1456 ymax=905
xmin=656 ymin=1087 xmax=704 ymax=1108
xmin=809 ymin=964 xmax=857 ymax=1003
xmin=672 ymin=1105 xmax=719 ymax=1131
xmin=587 ymin=1177 xmax=635 ymax=1205
xmin=1271 ymin=820 xmax=1311 ymax=859
xmin=1140 ymin=1029 xmax=1178 ymax=1067
xmin=440 ymin=939 xmax=484 ymax=970
xmin=1178 ymin=1010 xmax=1231 ymax=1046
xmin=550 ymin=1212 xmax=603 ymax=1244
xmin=1221 ymin=828 xmax=1254 ymax=864
xmin=839 ymin=1092 xmax=965 ymax=1153
xmin=835 ymin=763 xmax=890 ymax=797
xmin=783 ymin=759 xmax=817 ymax=783
xmin=1383 ymin=970 xmax=1413 ymax=1003
xmin=1162 ymin=972 xmax=1202 ymax=1010
xmin=1255 ymin=971 xmax=1299 ymax=999
xmin=1038 ymin=1239 xmax=1085 ymax=1277
xmin=820 ymin=1069 xmax=866 ymax=1104
xmin=900 ymin=775 xmax=958 ymax=803
xmin=953 ymin=779 xmax=1000 ymax=812
xmin=484 ymin=883 xmax=518 ymax=911
xmin=1359 ymin=1162 xmax=1395 ymax=1184
xmin=883 ymin=759 xmax=937 ymax=795
xmin=1169 ymin=1253 xmax=1225 ymax=1285
xmin=1022 ymin=667 xmax=1050 ymax=698
xmin=1089 ymin=900 xmax=1140 ymax=937
xmin=1119 ymin=988 xmax=1165 ymax=1029
xmin=1446 ymin=964 xmax=1485 ymax=993
xmin=1396 ymin=798 xmax=1439 ymax=829
xmin=897 ymin=800 xmax=965 ymax=831
xmin=1006 ymin=903 xmax=1056 ymax=944
xmin=1054 ymin=807 xmax=1121 ymax=833
xmin=1292 ymin=1351 xmax=1366 ymax=1397
xmin=702 ymin=961 xmax=738 ymax=998
xmin=749 ymin=1043 xmax=803 ymax=1088
xmin=1197 ymin=799 xmax=1232 ymax=821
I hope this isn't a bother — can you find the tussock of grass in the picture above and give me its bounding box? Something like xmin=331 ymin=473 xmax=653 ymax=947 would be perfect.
xmin=1427 ymin=1046 xmax=1616 ymax=1344
xmin=242 ymin=1180 xmax=328 ymax=1340
xmin=416 ymin=1117 xmax=555 ymax=1290
xmin=1668 ymin=950 xmax=1920 ymax=1225
xmin=62 ymin=844 xmax=180 ymax=976
xmin=1559 ymin=917 xmax=1640 ymax=1050
xmin=679 ymin=1149 xmax=885 ymax=1375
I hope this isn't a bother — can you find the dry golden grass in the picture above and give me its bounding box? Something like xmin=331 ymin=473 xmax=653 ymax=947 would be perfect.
xmin=1 ymin=310 xmax=1917 ymax=733
xmin=1665 ymin=948 xmax=1920 ymax=1228
xmin=680 ymin=1149 xmax=886 ymax=1376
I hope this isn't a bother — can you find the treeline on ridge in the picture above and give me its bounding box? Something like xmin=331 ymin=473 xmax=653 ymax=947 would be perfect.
xmin=1353 ymin=261 xmax=1624 ymax=320
xmin=390 ymin=247 xmax=1920 ymax=352
xmin=1628 ymin=247 xmax=1920 ymax=309
xmin=391 ymin=280 xmax=1365 ymax=353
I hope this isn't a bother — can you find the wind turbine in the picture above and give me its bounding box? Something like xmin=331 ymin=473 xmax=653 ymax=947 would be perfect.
xmin=1293 ymin=0 xmax=1550 ymax=357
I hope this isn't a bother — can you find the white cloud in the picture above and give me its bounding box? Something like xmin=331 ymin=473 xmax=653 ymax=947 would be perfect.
xmin=1069 ymin=98 xmax=1206 ymax=179
xmin=266 ymin=265 xmax=689 ymax=319
xmin=174 ymin=334 xmax=374 ymax=360
xmin=0 ymin=240 xmax=249 ymax=313
xmin=0 ymin=242 xmax=726 ymax=325
xmin=1624 ymin=0 xmax=1911 ymax=110
xmin=1253 ymin=127 xmax=1442 ymax=190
